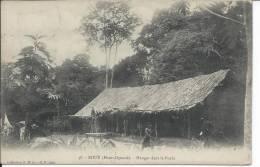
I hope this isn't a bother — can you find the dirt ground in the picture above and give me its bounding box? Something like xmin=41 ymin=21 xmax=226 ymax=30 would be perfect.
xmin=1 ymin=134 xmax=250 ymax=164
xmin=2 ymin=133 xmax=237 ymax=150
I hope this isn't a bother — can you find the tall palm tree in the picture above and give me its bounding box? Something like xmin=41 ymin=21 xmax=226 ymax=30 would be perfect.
xmin=13 ymin=34 xmax=54 ymax=137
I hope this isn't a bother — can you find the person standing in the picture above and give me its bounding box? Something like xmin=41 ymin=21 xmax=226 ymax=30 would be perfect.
xmin=19 ymin=126 xmax=26 ymax=142
xmin=141 ymin=127 xmax=152 ymax=149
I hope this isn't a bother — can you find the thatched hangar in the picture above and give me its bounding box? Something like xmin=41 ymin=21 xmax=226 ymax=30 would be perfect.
xmin=74 ymin=69 xmax=244 ymax=141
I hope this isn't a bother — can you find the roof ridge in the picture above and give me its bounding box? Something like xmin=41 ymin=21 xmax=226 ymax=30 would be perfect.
xmin=105 ymin=69 xmax=230 ymax=90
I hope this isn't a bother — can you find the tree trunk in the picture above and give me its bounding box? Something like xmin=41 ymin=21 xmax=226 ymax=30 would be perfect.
xmin=110 ymin=43 xmax=118 ymax=88
xmin=105 ymin=45 xmax=108 ymax=89
xmin=243 ymin=2 xmax=252 ymax=146
xmin=108 ymin=46 xmax=112 ymax=88
xmin=56 ymin=100 xmax=61 ymax=131
xmin=25 ymin=111 xmax=31 ymax=142
xmin=56 ymin=100 xmax=60 ymax=119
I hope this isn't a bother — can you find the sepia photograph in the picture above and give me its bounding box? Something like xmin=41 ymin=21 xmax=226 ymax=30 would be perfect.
xmin=1 ymin=0 xmax=252 ymax=165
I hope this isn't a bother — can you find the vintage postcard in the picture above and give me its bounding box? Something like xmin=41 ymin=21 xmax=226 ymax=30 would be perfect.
xmin=1 ymin=0 xmax=252 ymax=165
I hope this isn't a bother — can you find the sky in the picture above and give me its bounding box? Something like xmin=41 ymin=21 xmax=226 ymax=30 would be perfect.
xmin=1 ymin=0 xmax=175 ymax=67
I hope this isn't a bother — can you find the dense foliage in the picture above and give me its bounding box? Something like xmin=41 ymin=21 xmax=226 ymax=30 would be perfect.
xmin=133 ymin=1 xmax=251 ymax=85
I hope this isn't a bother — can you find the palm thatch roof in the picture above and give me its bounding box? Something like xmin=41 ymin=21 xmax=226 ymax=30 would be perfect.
xmin=75 ymin=69 xmax=229 ymax=117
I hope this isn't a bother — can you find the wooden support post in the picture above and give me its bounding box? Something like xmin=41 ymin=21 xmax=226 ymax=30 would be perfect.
xmin=139 ymin=118 xmax=143 ymax=137
xmin=116 ymin=117 xmax=119 ymax=133
xmin=123 ymin=119 xmax=126 ymax=136
xmin=154 ymin=113 xmax=158 ymax=138
xmin=94 ymin=118 xmax=97 ymax=133
xmin=187 ymin=112 xmax=191 ymax=139
xmin=126 ymin=120 xmax=128 ymax=136
xmin=105 ymin=118 xmax=108 ymax=132
xmin=155 ymin=119 xmax=158 ymax=138
xmin=91 ymin=118 xmax=94 ymax=133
